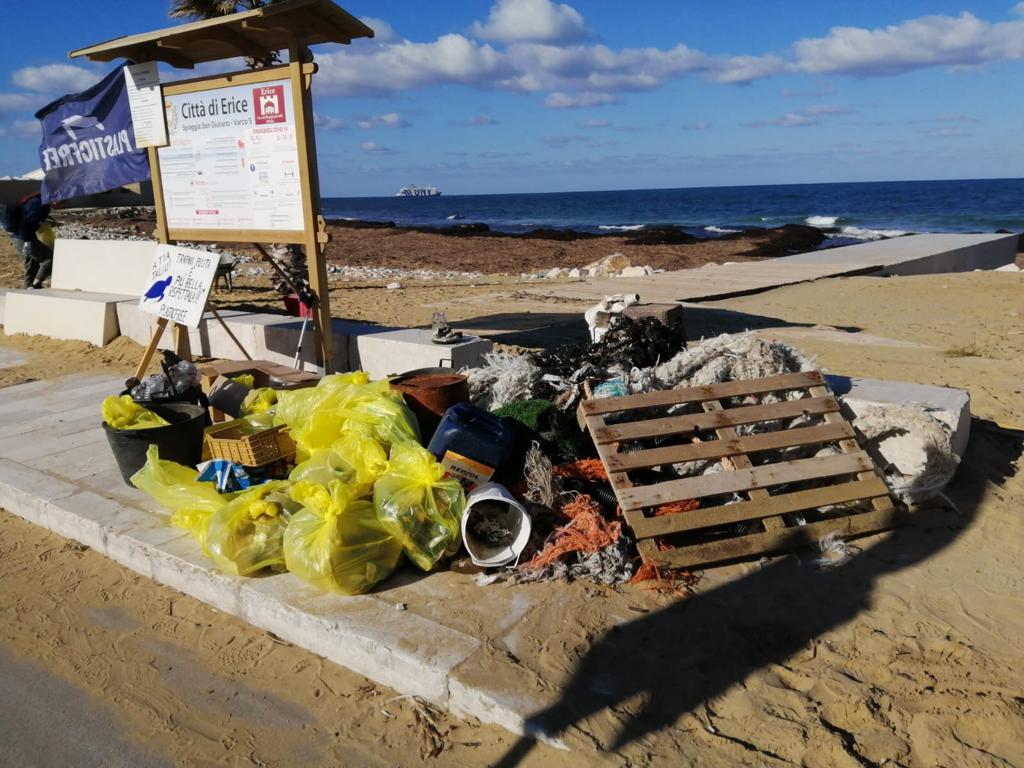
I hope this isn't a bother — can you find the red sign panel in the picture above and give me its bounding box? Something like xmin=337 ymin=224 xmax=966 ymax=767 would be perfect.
xmin=253 ymin=85 xmax=286 ymax=125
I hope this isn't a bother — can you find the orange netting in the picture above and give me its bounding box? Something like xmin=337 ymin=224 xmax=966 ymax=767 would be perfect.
xmin=630 ymin=560 xmax=696 ymax=595
xmin=519 ymin=493 xmax=621 ymax=571
xmin=653 ymin=499 xmax=700 ymax=516
xmin=551 ymin=459 xmax=609 ymax=483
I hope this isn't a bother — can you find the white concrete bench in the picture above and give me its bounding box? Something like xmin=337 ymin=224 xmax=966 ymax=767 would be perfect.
xmin=3 ymin=239 xmax=157 ymax=346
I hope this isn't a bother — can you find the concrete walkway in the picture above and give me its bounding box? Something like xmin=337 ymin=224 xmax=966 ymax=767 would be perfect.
xmin=0 ymin=374 xmax=577 ymax=747
xmin=445 ymin=233 xmax=1018 ymax=319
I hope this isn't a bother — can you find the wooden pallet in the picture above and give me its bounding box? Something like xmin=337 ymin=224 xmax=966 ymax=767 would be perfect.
xmin=578 ymin=370 xmax=900 ymax=569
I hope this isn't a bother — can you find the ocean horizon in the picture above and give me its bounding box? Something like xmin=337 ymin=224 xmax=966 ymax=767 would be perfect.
xmin=322 ymin=177 xmax=1024 ymax=244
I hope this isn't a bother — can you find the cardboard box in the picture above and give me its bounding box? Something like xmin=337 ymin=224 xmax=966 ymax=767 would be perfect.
xmin=198 ymin=359 xmax=319 ymax=422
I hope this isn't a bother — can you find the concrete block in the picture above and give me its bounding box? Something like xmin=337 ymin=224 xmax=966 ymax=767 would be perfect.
xmin=0 ymin=287 xmax=7 ymax=323
xmin=115 ymin=300 xmax=261 ymax=356
xmin=238 ymin=575 xmax=481 ymax=704
xmin=230 ymin=313 xmax=350 ymax=372
xmin=4 ymin=289 xmax=130 ymax=346
xmin=873 ymin=233 xmax=1017 ymax=276
xmin=50 ymin=239 xmax=156 ymax=295
xmin=2 ymin=423 xmax=108 ymax=463
xmin=44 ymin=490 xmax=154 ymax=554
xmin=346 ymin=325 xmax=493 ymax=379
xmin=449 ymin=656 xmax=567 ymax=749
xmin=145 ymin=534 xmax=246 ymax=615
xmin=0 ymin=458 xmax=80 ymax=527
xmin=103 ymin=520 xmax=191 ymax=580
xmin=76 ymin=467 xmax=153 ymax=508
xmin=827 ymin=374 xmax=971 ymax=470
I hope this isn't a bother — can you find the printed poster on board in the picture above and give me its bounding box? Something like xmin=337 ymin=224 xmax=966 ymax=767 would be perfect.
xmin=158 ymin=79 xmax=303 ymax=232
xmin=138 ymin=244 xmax=220 ymax=328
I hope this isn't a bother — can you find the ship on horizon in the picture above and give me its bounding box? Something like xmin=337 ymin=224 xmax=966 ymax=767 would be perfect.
xmin=396 ymin=184 xmax=441 ymax=197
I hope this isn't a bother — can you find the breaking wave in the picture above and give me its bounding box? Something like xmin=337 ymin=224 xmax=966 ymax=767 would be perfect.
xmin=831 ymin=225 xmax=909 ymax=241
xmin=704 ymin=225 xmax=741 ymax=234
xmin=598 ymin=224 xmax=646 ymax=231
xmin=805 ymin=215 xmax=840 ymax=227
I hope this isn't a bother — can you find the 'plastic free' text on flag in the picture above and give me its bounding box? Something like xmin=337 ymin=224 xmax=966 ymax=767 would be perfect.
xmin=34 ymin=66 xmax=151 ymax=204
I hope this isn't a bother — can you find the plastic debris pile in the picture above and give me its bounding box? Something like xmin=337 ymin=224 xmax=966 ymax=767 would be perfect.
xmin=131 ymin=371 xmax=465 ymax=595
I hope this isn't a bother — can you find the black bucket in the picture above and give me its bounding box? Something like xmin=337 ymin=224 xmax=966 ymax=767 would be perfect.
xmin=103 ymin=402 xmax=209 ymax=485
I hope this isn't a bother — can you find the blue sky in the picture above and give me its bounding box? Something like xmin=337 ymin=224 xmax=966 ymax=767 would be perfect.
xmin=1 ymin=0 xmax=1023 ymax=196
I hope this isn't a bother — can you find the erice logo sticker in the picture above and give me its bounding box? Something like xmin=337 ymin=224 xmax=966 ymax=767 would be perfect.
xmin=253 ymin=86 xmax=286 ymax=125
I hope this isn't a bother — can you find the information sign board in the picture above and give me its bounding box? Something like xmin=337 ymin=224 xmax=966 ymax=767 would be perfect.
xmin=138 ymin=243 xmax=220 ymax=328
xmin=158 ymin=78 xmax=303 ymax=232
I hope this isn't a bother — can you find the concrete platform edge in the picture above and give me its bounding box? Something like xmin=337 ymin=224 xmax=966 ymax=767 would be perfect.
xmin=0 ymin=460 xmax=551 ymax=743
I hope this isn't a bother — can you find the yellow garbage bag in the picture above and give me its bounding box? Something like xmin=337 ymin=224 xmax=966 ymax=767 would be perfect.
xmin=205 ymin=480 xmax=295 ymax=576
xmin=335 ymin=394 xmax=420 ymax=449
xmin=373 ymin=442 xmax=465 ymax=571
xmin=318 ymin=370 xmax=371 ymax=389
xmin=130 ymin=445 xmax=234 ymax=550
xmin=36 ymin=222 xmax=55 ymax=250
xmin=289 ymin=433 xmax=388 ymax=497
xmin=285 ymin=480 xmax=403 ymax=595
xmin=241 ymin=387 xmax=277 ymax=415
xmin=230 ymin=373 xmax=256 ymax=388
xmin=102 ymin=395 xmax=170 ymax=430
xmin=275 ymin=373 xmax=418 ymax=459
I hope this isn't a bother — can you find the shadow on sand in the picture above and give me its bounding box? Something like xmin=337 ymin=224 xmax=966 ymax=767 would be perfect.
xmin=494 ymin=419 xmax=1021 ymax=765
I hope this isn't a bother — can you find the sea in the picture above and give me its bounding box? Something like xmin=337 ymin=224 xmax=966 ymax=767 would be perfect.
xmin=322 ymin=177 xmax=1024 ymax=244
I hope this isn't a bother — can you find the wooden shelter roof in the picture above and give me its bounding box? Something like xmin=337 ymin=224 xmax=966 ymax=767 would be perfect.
xmin=69 ymin=0 xmax=373 ymax=68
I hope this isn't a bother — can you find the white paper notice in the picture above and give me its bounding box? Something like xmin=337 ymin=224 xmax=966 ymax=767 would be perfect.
xmin=124 ymin=62 xmax=167 ymax=149
xmin=138 ymin=243 xmax=220 ymax=328
xmin=157 ymin=79 xmax=304 ymax=233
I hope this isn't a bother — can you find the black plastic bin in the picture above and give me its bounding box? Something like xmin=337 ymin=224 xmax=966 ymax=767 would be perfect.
xmin=103 ymin=402 xmax=209 ymax=485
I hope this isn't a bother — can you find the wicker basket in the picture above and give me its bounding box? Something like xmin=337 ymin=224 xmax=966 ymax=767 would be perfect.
xmin=204 ymin=421 xmax=296 ymax=467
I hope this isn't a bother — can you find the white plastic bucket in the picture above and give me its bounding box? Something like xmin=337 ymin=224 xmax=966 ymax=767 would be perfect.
xmin=461 ymin=482 xmax=532 ymax=567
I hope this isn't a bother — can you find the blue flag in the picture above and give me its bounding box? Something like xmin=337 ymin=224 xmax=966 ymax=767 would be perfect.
xmin=34 ymin=66 xmax=151 ymax=204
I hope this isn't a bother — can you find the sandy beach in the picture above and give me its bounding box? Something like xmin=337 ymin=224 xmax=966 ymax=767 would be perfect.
xmin=1 ymin=216 xmax=1023 ymax=765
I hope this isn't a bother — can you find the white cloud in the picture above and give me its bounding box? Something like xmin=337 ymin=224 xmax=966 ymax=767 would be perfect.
xmin=0 ymin=92 xmax=41 ymax=113
xmin=682 ymin=121 xmax=712 ymax=130
xmin=747 ymin=104 xmax=857 ymax=128
xmin=310 ymin=8 xmax=1024 ymax=112
xmin=12 ymin=63 xmax=98 ymax=93
xmin=356 ymin=112 xmax=410 ymax=129
xmin=1012 ymin=2 xmax=1024 ymax=17
xmin=315 ymin=34 xmax=508 ymax=96
xmin=792 ymin=12 xmax=1024 ymax=75
xmin=360 ymin=16 xmax=397 ymax=42
xmin=578 ymin=119 xmax=611 ymax=128
xmin=361 ymin=141 xmax=396 ymax=154
xmin=466 ymin=114 xmax=498 ymax=125
xmin=314 ymin=113 xmax=346 ymax=130
xmin=713 ymin=55 xmax=790 ymax=83
xmin=746 ymin=112 xmax=820 ymax=128
xmin=544 ymin=91 xmax=618 ymax=108
xmin=803 ymin=104 xmax=856 ymax=115
xmin=471 ymin=0 xmax=587 ymax=43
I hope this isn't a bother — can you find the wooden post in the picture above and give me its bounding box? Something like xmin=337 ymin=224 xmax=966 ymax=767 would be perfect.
xmin=134 ymin=317 xmax=169 ymax=381
xmin=288 ymin=46 xmax=333 ymax=373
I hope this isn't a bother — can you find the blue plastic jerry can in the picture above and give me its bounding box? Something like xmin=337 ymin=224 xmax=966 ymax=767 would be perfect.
xmin=427 ymin=402 xmax=517 ymax=491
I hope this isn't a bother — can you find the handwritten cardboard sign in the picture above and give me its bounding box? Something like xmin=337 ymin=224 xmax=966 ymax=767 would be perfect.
xmin=138 ymin=243 xmax=219 ymax=328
